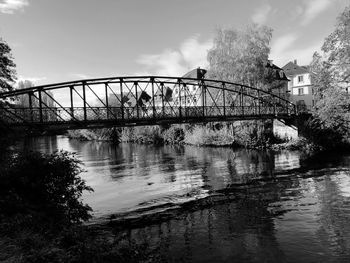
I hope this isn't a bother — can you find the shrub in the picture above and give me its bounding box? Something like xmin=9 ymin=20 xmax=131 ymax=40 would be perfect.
xmin=0 ymin=150 xmax=93 ymax=224
xmin=184 ymin=125 xmax=235 ymax=146
xmin=67 ymin=128 xmax=121 ymax=142
xmin=233 ymin=120 xmax=273 ymax=148
xmin=162 ymin=125 xmax=185 ymax=144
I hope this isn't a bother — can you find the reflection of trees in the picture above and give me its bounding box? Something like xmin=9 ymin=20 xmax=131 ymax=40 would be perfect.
xmin=313 ymin=171 xmax=350 ymax=257
xmin=117 ymin=195 xmax=288 ymax=262
xmin=20 ymin=135 xmax=58 ymax=154
xmin=65 ymin=135 xmax=302 ymax=194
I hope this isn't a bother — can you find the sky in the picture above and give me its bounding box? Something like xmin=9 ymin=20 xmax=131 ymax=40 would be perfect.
xmin=0 ymin=0 xmax=348 ymax=86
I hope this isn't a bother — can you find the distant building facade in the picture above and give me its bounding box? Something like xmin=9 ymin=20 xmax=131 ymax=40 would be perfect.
xmin=265 ymin=60 xmax=290 ymax=101
xmin=172 ymin=67 xmax=207 ymax=107
xmin=282 ymin=60 xmax=314 ymax=111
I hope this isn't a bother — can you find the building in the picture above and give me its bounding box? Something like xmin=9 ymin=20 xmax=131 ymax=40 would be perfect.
xmin=172 ymin=67 xmax=207 ymax=107
xmin=282 ymin=60 xmax=313 ymax=111
xmin=265 ymin=60 xmax=290 ymax=101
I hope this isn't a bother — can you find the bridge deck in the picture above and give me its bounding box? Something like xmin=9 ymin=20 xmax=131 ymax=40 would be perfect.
xmin=0 ymin=76 xmax=297 ymax=131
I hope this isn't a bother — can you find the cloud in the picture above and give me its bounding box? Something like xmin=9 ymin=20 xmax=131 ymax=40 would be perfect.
xmin=300 ymin=0 xmax=332 ymax=25
xmin=70 ymin=73 xmax=91 ymax=80
xmin=0 ymin=0 xmax=28 ymax=14
xmin=251 ymin=4 xmax=272 ymax=25
xmin=270 ymin=41 xmax=321 ymax=67
xmin=136 ymin=35 xmax=212 ymax=76
xmin=270 ymin=33 xmax=299 ymax=56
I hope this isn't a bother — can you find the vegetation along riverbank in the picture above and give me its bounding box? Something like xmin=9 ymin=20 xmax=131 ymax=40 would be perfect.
xmin=1 ymin=3 xmax=350 ymax=262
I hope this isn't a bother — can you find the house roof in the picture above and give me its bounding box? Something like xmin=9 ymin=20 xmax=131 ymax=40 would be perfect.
xmin=182 ymin=67 xmax=207 ymax=79
xmin=266 ymin=60 xmax=289 ymax=81
xmin=282 ymin=61 xmax=309 ymax=76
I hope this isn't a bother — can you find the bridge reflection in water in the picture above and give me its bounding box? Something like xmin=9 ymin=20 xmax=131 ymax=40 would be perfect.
xmin=14 ymin=136 xmax=350 ymax=262
xmin=0 ymin=76 xmax=296 ymax=131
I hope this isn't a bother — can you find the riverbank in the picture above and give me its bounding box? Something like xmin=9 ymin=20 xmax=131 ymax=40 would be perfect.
xmin=3 ymin=135 xmax=350 ymax=262
xmin=66 ymin=123 xmax=327 ymax=158
xmin=67 ymin=121 xmax=284 ymax=149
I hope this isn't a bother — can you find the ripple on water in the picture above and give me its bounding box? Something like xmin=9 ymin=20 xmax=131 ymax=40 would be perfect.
xmin=16 ymin=136 xmax=350 ymax=262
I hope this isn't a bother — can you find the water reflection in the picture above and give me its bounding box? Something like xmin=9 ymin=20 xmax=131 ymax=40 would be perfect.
xmin=15 ymin=135 xmax=350 ymax=262
xmin=13 ymin=136 xmax=315 ymax=216
xmin=116 ymin=170 xmax=350 ymax=262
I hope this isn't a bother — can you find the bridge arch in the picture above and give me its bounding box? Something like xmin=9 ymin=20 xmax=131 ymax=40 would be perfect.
xmin=0 ymin=76 xmax=296 ymax=131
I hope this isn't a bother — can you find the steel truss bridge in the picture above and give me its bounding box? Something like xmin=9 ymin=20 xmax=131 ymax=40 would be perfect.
xmin=0 ymin=76 xmax=296 ymax=131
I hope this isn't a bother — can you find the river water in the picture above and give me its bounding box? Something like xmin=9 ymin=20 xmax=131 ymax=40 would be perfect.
xmin=15 ymin=135 xmax=350 ymax=262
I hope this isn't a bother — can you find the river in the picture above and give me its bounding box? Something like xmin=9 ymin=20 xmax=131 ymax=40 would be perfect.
xmin=15 ymin=135 xmax=350 ymax=262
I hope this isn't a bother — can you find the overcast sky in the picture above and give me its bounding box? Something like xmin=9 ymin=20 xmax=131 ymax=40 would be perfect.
xmin=0 ymin=0 xmax=348 ymax=85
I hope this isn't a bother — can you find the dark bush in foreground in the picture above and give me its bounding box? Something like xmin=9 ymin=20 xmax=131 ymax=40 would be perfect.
xmin=0 ymin=150 xmax=93 ymax=224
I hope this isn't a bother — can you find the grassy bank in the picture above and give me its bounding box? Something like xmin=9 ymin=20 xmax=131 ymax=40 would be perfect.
xmin=67 ymin=120 xmax=279 ymax=149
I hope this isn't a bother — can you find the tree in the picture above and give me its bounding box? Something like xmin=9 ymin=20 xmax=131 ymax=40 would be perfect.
xmin=322 ymin=5 xmax=350 ymax=86
xmin=0 ymin=38 xmax=16 ymax=92
xmin=207 ymin=24 xmax=272 ymax=87
xmin=17 ymin=80 xmax=34 ymax=106
xmin=206 ymin=24 xmax=280 ymax=147
xmin=0 ymin=150 xmax=93 ymax=224
xmin=309 ymin=5 xmax=350 ymax=146
xmin=17 ymin=79 xmax=55 ymax=107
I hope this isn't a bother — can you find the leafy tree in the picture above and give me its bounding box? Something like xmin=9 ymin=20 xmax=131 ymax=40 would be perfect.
xmin=322 ymin=5 xmax=350 ymax=86
xmin=206 ymin=24 xmax=284 ymax=147
xmin=0 ymin=150 xmax=93 ymax=224
xmin=17 ymin=79 xmax=55 ymax=107
xmin=207 ymin=24 xmax=273 ymax=87
xmin=0 ymin=37 xmax=16 ymax=92
xmin=309 ymin=5 xmax=350 ymax=145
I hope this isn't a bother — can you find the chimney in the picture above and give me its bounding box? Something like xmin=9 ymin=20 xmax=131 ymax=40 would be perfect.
xmin=294 ymin=59 xmax=297 ymax=65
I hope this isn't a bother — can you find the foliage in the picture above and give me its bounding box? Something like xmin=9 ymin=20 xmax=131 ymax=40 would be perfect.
xmin=0 ymin=220 xmax=155 ymax=263
xmin=233 ymin=120 xmax=274 ymax=148
xmin=309 ymin=4 xmax=350 ymax=146
xmin=68 ymin=128 xmax=120 ymax=142
xmin=207 ymin=24 xmax=272 ymax=87
xmin=0 ymin=37 xmax=16 ymax=93
xmin=322 ymin=5 xmax=350 ymax=85
xmin=162 ymin=125 xmax=185 ymax=144
xmin=0 ymin=150 xmax=93 ymax=224
xmin=184 ymin=125 xmax=235 ymax=146
xmin=16 ymin=79 xmax=56 ymax=107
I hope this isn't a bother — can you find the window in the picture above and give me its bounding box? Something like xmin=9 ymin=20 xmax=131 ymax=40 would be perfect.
xmin=298 ymin=88 xmax=304 ymax=95
xmin=298 ymin=75 xmax=304 ymax=83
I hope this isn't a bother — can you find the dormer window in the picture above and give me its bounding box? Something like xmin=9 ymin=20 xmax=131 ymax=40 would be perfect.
xmin=298 ymin=75 xmax=304 ymax=83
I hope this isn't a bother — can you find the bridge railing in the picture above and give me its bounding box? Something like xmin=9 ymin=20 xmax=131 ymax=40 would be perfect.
xmin=0 ymin=76 xmax=297 ymax=129
xmin=0 ymin=105 xmax=295 ymax=127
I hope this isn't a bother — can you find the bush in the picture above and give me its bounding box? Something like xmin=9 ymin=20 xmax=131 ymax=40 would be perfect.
xmin=302 ymin=117 xmax=350 ymax=150
xmin=68 ymin=128 xmax=120 ymax=142
xmin=233 ymin=120 xmax=273 ymax=148
xmin=184 ymin=125 xmax=235 ymax=146
xmin=162 ymin=125 xmax=185 ymax=144
xmin=0 ymin=150 xmax=93 ymax=224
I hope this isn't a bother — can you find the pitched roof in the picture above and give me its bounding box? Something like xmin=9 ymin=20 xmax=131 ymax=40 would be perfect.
xmin=182 ymin=68 xmax=207 ymax=80
xmin=266 ymin=60 xmax=289 ymax=80
xmin=282 ymin=61 xmax=309 ymax=76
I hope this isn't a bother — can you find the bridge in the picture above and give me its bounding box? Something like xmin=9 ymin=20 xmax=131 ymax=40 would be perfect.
xmin=0 ymin=76 xmax=297 ymax=131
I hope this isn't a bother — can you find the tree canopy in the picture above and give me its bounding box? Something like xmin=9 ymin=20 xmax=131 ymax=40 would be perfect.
xmin=207 ymin=24 xmax=273 ymax=87
xmin=309 ymin=5 xmax=350 ymax=145
xmin=0 ymin=38 xmax=16 ymax=92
